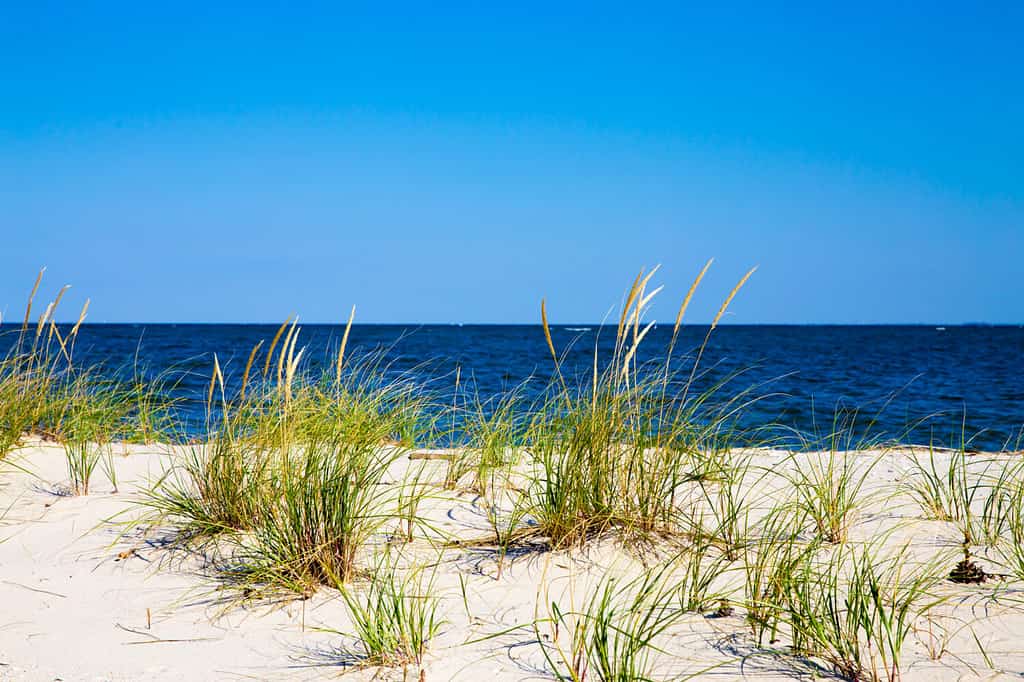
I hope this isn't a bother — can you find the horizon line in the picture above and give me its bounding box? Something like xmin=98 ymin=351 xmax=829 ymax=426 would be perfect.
xmin=2 ymin=321 xmax=1020 ymax=328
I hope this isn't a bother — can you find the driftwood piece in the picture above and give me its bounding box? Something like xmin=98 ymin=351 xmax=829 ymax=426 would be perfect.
xmin=407 ymin=448 xmax=462 ymax=461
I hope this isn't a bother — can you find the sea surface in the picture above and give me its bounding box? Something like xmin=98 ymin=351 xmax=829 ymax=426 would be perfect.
xmin=3 ymin=324 xmax=1022 ymax=451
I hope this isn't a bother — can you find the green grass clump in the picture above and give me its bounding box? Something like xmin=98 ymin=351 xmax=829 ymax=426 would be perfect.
xmin=336 ymin=550 xmax=442 ymax=669
xmin=675 ymin=532 xmax=733 ymax=614
xmin=241 ymin=435 xmax=404 ymax=590
xmin=58 ymin=373 xmax=135 ymax=494
xmin=904 ymin=441 xmax=1007 ymax=552
xmin=742 ymin=504 xmax=816 ymax=646
xmin=537 ymin=562 xmax=689 ymax=682
xmin=146 ymin=318 xmax=430 ymax=595
xmin=147 ymin=429 xmax=269 ymax=537
xmin=788 ymin=448 xmax=876 ymax=544
xmin=522 ymin=264 xmax=758 ymax=549
xmin=62 ymin=440 xmax=105 ymax=495
xmin=1 ymin=270 xmax=178 ymax=459
xmin=782 ymin=542 xmax=945 ymax=682
xmin=905 ymin=446 xmax=978 ymax=527
xmin=694 ymin=450 xmax=763 ymax=560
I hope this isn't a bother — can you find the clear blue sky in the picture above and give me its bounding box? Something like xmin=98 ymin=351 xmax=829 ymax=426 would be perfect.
xmin=2 ymin=2 xmax=1021 ymax=324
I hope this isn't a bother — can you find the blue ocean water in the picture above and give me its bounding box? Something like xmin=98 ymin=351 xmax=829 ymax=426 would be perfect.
xmin=4 ymin=324 xmax=1022 ymax=450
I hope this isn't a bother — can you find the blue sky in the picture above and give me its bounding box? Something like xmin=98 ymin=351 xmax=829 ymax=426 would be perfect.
xmin=1 ymin=2 xmax=1021 ymax=324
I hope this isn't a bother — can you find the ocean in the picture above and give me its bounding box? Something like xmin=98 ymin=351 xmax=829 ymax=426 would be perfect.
xmin=4 ymin=323 xmax=1022 ymax=451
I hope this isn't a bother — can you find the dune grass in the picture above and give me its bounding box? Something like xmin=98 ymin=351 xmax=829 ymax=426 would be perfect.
xmin=1 ymin=270 xmax=177 ymax=467
xmin=783 ymin=542 xmax=947 ymax=682
xmin=335 ymin=549 xmax=442 ymax=669
xmin=536 ymin=561 xmax=694 ymax=682
xmin=0 ymin=271 xmax=87 ymax=453
xmin=144 ymin=317 xmax=431 ymax=595
xmin=742 ymin=503 xmax=816 ymax=647
xmin=787 ymin=448 xmax=877 ymax=545
xmin=518 ymin=264 xmax=759 ymax=550
xmin=8 ymin=266 xmax=1024 ymax=679
xmin=905 ymin=445 xmax=984 ymax=539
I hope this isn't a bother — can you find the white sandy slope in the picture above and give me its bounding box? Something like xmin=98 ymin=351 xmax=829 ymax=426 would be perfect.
xmin=2 ymin=441 xmax=1023 ymax=681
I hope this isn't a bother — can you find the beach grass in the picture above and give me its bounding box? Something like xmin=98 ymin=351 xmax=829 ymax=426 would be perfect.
xmin=143 ymin=317 xmax=433 ymax=595
xmin=781 ymin=541 xmax=947 ymax=681
xmin=536 ymin=560 xmax=693 ymax=682
xmin=335 ymin=548 xmax=442 ymax=669
xmin=0 ymin=270 xmax=178 ymax=464
xmin=6 ymin=266 xmax=1024 ymax=680
xmin=516 ymin=265 xmax=760 ymax=551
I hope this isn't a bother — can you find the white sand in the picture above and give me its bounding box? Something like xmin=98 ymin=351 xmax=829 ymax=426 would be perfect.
xmin=2 ymin=442 xmax=1023 ymax=681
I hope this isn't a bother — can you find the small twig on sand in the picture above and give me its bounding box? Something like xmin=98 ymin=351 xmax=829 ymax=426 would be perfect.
xmin=1 ymin=580 xmax=67 ymax=599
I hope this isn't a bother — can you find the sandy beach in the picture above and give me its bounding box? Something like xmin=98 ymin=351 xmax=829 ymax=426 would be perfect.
xmin=2 ymin=440 xmax=1023 ymax=681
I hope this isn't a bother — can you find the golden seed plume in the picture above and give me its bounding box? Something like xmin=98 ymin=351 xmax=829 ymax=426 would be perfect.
xmin=672 ymin=259 xmax=713 ymax=338
xmin=240 ymin=340 xmax=264 ymax=401
xmin=51 ymin=284 xmax=70 ymax=317
xmin=45 ymin=285 xmax=71 ymax=345
xmin=287 ymin=324 xmax=301 ymax=367
xmin=336 ymin=305 xmax=356 ymax=385
xmin=70 ymin=299 xmax=90 ymax=339
xmin=541 ymin=298 xmax=567 ymax=392
xmin=285 ymin=346 xmax=304 ymax=405
xmin=616 ymin=269 xmax=645 ymax=346
xmin=50 ymin=320 xmax=72 ymax=364
xmin=277 ymin=319 xmax=299 ymax=389
xmin=620 ymin=320 xmax=656 ymax=380
xmin=263 ymin=315 xmax=293 ymax=379
xmin=207 ymin=354 xmax=222 ymax=413
xmin=36 ymin=302 xmax=54 ymax=339
xmin=541 ymin=299 xmax=557 ymax=367
xmin=22 ymin=267 xmax=45 ymax=333
xmin=711 ymin=266 xmax=757 ymax=330
xmin=631 ymin=266 xmax=661 ymax=341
